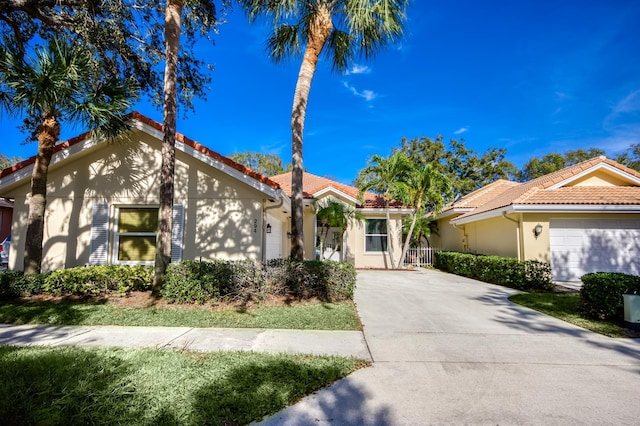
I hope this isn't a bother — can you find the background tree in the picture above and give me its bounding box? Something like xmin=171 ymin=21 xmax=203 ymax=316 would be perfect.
xmin=238 ymin=0 xmax=409 ymax=260
xmin=0 ymin=0 xmax=218 ymax=114
xmin=228 ymin=152 xmax=289 ymax=176
xmin=393 ymin=162 xmax=450 ymax=268
xmin=614 ymin=144 xmax=640 ymax=172
xmin=0 ymin=37 xmax=133 ymax=274
xmin=356 ymin=151 xmax=411 ymax=269
xmin=399 ymin=136 xmax=517 ymax=200
xmin=0 ymin=153 xmax=20 ymax=170
xmin=517 ymin=148 xmax=606 ymax=181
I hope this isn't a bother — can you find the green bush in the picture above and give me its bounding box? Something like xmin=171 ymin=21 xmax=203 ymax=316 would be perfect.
xmin=162 ymin=259 xmax=356 ymax=304
xmin=434 ymin=251 xmax=553 ymax=291
xmin=43 ymin=265 xmax=152 ymax=296
xmin=0 ymin=271 xmax=46 ymax=299
xmin=580 ymin=272 xmax=640 ymax=319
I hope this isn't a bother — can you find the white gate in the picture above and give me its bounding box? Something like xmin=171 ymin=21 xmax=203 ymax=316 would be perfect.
xmin=403 ymin=247 xmax=439 ymax=268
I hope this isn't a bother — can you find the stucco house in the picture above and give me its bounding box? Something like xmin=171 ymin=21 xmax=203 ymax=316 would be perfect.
xmin=431 ymin=156 xmax=640 ymax=282
xmin=0 ymin=112 xmax=410 ymax=272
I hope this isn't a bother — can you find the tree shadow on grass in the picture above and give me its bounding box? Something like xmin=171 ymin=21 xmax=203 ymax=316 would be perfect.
xmin=0 ymin=298 xmax=107 ymax=326
xmin=0 ymin=346 xmax=177 ymax=426
xmin=191 ymin=356 xmax=389 ymax=426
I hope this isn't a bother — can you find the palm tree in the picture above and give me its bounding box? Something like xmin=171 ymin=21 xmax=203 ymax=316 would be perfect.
xmin=237 ymin=0 xmax=409 ymax=260
xmin=153 ymin=0 xmax=217 ymax=294
xmin=314 ymin=198 xmax=364 ymax=260
xmin=394 ymin=162 xmax=451 ymax=268
xmin=0 ymin=37 xmax=133 ymax=274
xmin=356 ymin=150 xmax=411 ymax=269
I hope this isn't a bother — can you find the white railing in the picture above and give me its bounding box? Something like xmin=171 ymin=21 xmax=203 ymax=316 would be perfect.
xmin=404 ymin=247 xmax=440 ymax=268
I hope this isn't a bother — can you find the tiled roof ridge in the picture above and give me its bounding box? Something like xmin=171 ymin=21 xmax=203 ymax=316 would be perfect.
xmin=0 ymin=111 xmax=281 ymax=191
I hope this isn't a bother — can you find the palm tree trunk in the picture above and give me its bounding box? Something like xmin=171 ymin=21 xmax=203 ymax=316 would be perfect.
xmin=289 ymin=4 xmax=332 ymax=261
xmin=153 ymin=0 xmax=183 ymax=294
xmin=385 ymin=206 xmax=396 ymax=269
xmin=398 ymin=209 xmax=418 ymax=269
xmin=24 ymin=113 xmax=60 ymax=274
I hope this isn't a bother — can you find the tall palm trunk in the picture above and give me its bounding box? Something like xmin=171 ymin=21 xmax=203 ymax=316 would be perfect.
xmin=398 ymin=206 xmax=419 ymax=269
xmin=153 ymin=0 xmax=183 ymax=294
xmin=384 ymin=204 xmax=396 ymax=269
xmin=290 ymin=4 xmax=332 ymax=260
xmin=24 ymin=113 xmax=60 ymax=274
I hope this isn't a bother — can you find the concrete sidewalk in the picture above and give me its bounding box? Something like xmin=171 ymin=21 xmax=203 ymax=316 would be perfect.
xmin=0 ymin=324 xmax=371 ymax=360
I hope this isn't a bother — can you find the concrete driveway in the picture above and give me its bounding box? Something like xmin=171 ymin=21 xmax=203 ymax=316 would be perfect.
xmin=259 ymin=269 xmax=640 ymax=425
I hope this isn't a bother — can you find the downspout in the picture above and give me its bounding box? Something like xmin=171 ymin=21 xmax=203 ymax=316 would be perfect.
xmin=262 ymin=190 xmax=285 ymax=262
xmin=502 ymin=211 xmax=523 ymax=261
xmin=452 ymin=222 xmax=468 ymax=252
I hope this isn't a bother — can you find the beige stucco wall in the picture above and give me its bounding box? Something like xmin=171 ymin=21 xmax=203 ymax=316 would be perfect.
xmin=350 ymin=212 xmax=404 ymax=269
xmin=433 ymin=216 xmax=465 ymax=252
xmin=5 ymin=131 xmax=269 ymax=272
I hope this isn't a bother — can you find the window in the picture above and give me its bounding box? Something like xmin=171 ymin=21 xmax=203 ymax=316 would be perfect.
xmin=115 ymin=207 xmax=158 ymax=262
xmin=365 ymin=219 xmax=387 ymax=252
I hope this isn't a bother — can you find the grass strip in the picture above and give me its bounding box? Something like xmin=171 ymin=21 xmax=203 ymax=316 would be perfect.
xmin=0 ymin=345 xmax=367 ymax=425
xmin=0 ymin=299 xmax=361 ymax=330
xmin=509 ymin=292 xmax=629 ymax=338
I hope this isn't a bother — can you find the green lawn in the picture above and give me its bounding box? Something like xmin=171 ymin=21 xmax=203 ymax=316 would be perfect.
xmin=0 ymin=345 xmax=367 ymax=425
xmin=509 ymin=292 xmax=630 ymax=338
xmin=0 ymin=298 xmax=361 ymax=330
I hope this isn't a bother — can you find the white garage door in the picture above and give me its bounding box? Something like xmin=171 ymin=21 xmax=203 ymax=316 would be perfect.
xmin=549 ymin=219 xmax=640 ymax=282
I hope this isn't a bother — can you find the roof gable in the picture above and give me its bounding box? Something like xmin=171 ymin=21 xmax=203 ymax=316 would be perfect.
xmin=0 ymin=112 xmax=282 ymax=198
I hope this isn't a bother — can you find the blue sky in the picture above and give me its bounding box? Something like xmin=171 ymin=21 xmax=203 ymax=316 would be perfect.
xmin=2 ymin=0 xmax=640 ymax=185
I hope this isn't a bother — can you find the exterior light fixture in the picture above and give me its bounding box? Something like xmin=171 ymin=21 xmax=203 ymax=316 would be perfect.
xmin=266 ymin=223 xmax=272 ymax=234
xmin=287 ymin=231 xmax=292 ymax=239
xmin=533 ymin=223 xmax=543 ymax=238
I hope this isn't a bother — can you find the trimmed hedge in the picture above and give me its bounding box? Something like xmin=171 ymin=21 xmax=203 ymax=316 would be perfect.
xmin=434 ymin=251 xmax=554 ymax=291
xmin=162 ymin=259 xmax=356 ymax=304
xmin=0 ymin=260 xmax=356 ymax=304
xmin=580 ymin=272 xmax=640 ymax=319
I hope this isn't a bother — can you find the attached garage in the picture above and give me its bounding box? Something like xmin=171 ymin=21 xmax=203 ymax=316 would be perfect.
xmin=550 ymin=219 xmax=640 ymax=282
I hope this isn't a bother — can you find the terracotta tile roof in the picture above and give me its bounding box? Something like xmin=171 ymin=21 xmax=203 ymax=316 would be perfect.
xmin=454 ymin=156 xmax=640 ymax=221
xmin=269 ymin=172 xmax=402 ymax=209
xmin=440 ymin=179 xmax=520 ymax=214
xmin=0 ymin=112 xmax=281 ymax=191
xmin=521 ymin=186 xmax=640 ymax=205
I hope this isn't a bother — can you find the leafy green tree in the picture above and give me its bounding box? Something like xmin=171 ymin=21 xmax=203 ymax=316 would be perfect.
xmin=314 ymin=198 xmax=364 ymax=260
xmin=228 ymin=152 xmax=289 ymax=176
xmin=399 ymin=136 xmax=517 ymax=200
xmin=518 ymin=148 xmax=606 ymax=181
xmin=394 ymin=162 xmax=451 ymax=268
xmin=238 ymin=0 xmax=409 ymax=260
xmin=356 ymin=151 xmax=411 ymax=269
xmin=0 ymin=37 xmax=133 ymax=274
xmin=615 ymin=144 xmax=640 ymax=172
xmin=0 ymin=0 xmax=218 ymax=113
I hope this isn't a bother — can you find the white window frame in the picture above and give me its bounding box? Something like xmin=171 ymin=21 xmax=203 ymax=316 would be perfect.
xmin=364 ymin=218 xmax=388 ymax=254
xmin=113 ymin=205 xmax=159 ymax=265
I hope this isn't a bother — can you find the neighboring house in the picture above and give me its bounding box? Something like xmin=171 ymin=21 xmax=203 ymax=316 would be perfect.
xmin=0 ymin=112 xmax=410 ymax=272
xmin=270 ymin=172 xmax=411 ymax=268
xmin=431 ymin=156 xmax=640 ymax=282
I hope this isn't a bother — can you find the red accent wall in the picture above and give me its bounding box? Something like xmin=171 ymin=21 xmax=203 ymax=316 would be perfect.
xmin=0 ymin=206 xmax=12 ymax=241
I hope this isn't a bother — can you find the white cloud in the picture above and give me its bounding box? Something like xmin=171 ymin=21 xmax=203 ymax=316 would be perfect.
xmin=344 ymin=64 xmax=371 ymax=75
xmin=610 ymin=89 xmax=640 ymax=116
xmin=453 ymin=127 xmax=469 ymax=135
xmin=343 ymin=81 xmax=378 ymax=102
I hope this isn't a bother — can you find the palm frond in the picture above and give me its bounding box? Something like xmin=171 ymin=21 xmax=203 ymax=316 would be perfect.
xmin=267 ymin=24 xmax=302 ymax=61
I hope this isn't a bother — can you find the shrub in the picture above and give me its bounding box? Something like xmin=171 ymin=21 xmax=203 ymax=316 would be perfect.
xmin=434 ymin=251 xmax=554 ymax=291
xmin=43 ymin=265 xmax=152 ymax=296
xmin=580 ymin=272 xmax=640 ymax=320
xmin=162 ymin=259 xmax=356 ymax=304
xmin=0 ymin=271 xmax=46 ymax=299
